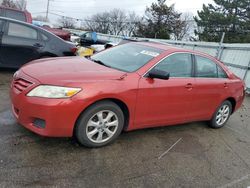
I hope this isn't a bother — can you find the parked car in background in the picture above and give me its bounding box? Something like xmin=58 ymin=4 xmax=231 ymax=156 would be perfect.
xmin=91 ymin=42 xmax=118 ymax=53
xmin=0 ymin=6 xmax=32 ymax=23
xmin=10 ymin=42 xmax=245 ymax=147
xmin=33 ymin=21 xmax=71 ymax=41
xmin=70 ymin=32 xmax=81 ymax=44
xmin=80 ymin=31 xmax=109 ymax=46
xmin=0 ymin=17 xmax=77 ymax=68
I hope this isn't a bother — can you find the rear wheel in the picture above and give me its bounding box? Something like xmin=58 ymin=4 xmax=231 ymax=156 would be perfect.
xmin=75 ymin=101 xmax=124 ymax=147
xmin=209 ymin=100 xmax=232 ymax=129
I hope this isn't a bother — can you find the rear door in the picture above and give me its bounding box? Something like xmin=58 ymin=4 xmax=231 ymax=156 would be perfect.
xmin=190 ymin=55 xmax=230 ymax=120
xmin=0 ymin=21 xmax=42 ymax=68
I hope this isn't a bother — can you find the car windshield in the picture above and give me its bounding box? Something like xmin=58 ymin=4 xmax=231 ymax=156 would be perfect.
xmin=91 ymin=43 xmax=163 ymax=72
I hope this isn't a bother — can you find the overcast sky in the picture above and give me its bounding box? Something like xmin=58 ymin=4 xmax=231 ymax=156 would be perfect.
xmin=27 ymin=0 xmax=214 ymax=22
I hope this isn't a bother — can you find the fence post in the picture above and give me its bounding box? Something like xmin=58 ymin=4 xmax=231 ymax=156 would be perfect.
xmin=243 ymin=60 xmax=250 ymax=82
xmin=216 ymin=32 xmax=225 ymax=60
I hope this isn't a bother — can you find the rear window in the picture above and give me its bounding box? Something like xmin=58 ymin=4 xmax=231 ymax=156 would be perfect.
xmin=91 ymin=43 xmax=163 ymax=72
xmin=8 ymin=22 xmax=38 ymax=39
xmin=195 ymin=55 xmax=228 ymax=78
xmin=5 ymin=9 xmax=26 ymax=22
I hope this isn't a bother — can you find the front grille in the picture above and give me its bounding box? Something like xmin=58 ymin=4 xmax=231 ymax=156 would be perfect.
xmin=13 ymin=78 xmax=33 ymax=93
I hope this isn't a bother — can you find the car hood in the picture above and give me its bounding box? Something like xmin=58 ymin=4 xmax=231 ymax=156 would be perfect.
xmin=21 ymin=57 xmax=127 ymax=85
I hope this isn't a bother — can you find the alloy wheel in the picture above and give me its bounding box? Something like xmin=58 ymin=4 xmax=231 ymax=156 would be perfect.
xmin=86 ymin=110 xmax=119 ymax=143
xmin=216 ymin=104 xmax=230 ymax=126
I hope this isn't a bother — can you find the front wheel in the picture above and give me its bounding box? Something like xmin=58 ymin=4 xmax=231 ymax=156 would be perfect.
xmin=209 ymin=100 xmax=232 ymax=129
xmin=75 ymin=101 xmax=124 ymax=148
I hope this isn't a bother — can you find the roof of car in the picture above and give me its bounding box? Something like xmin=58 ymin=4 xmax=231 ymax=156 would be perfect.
xmin=136 ymin=41 xmax=214 ymax=55
xmin=137 ymin=41 xmax=184 ymax=51
xmin=136 ymin=41 xmax=217 ymax=60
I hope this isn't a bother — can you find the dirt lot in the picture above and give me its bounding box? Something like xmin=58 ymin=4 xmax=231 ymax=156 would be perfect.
xmin=0 ymin=70 xmax=250 ymax=188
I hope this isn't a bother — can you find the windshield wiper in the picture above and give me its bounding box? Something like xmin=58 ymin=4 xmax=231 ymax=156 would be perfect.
xmin=89 ymin=57 xmax=111 ymax=68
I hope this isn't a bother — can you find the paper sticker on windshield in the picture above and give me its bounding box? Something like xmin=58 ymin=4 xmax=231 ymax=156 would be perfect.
xmin=140 ymin=50 xmax=159 ymax=57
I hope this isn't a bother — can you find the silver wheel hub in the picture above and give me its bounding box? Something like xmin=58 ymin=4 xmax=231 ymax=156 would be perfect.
xmin=86 ymin=110 xmax=119 ymax=143
xmin=216 ymin=104 xmax=230 ymax=126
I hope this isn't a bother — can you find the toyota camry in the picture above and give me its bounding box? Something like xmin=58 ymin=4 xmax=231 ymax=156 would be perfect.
xmin=10 ymin=42 xmax=245 ymax=147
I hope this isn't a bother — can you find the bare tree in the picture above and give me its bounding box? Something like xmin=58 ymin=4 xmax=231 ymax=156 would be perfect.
xmin=57 ymin=17 xmax=76 ymax=28
xmin=171 ymin=13 xmax=192 ymax=40
xmin=108 ymin=9 xmax=127 ymax=36
xmin=85 ymin=12 xmax=111 ymax=34
xmin=1 ymin=0 xmax=20 ymax=9
xmin=1 ymin=0 xmax=26 ymax=10
xmin=122 ymin=12 xmax=141 ymax=36
xmin=84 ymin=9 xmax=140 ymax=37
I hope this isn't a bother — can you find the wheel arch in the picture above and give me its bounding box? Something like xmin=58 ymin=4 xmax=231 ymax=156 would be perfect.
xmin=225 ymin=97 xmax=236 ymax=113
xmin=73 ymin=98 xmax=130 ymax=136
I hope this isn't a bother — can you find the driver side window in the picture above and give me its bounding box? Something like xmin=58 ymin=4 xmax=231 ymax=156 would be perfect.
xmin=154 ymin=53 xmax=192 ymax=77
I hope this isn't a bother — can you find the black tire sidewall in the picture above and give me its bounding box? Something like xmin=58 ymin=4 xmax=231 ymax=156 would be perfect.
xmin=210 ymin=100 xmax=232 ymax=129
xmin=75 ymin=101 xmax=124 ymax=147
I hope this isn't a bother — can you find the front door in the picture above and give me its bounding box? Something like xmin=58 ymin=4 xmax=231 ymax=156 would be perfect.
xmin=135 ymin=53 xmax=195 ymax=129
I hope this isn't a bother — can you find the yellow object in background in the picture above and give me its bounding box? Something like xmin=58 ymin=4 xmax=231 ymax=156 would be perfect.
xmin=77 ymin=47 xmax=94 ymax=57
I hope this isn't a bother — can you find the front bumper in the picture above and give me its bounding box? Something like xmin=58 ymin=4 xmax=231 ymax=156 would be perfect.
xmin=10 ymin=72 xmax=82 ymax=137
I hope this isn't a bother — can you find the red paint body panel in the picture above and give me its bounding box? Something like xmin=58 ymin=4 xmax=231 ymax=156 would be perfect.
xmin=10 ymin=43 xmax=245 ymax=137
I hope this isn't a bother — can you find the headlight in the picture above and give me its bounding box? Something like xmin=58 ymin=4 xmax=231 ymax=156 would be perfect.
xmin=27 ymin=85 xmax=81 ymax=98
xmin=13 ymin=71 xmax=20 ymax=79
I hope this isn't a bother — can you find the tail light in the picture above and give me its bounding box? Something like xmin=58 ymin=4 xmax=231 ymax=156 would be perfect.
xmin=71 ymin=47 xmax=78 ymax=54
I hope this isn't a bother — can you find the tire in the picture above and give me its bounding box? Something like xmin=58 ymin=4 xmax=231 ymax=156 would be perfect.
xmin=209 ymin=100 xmax=232 ymax=129
xmin=75 ymin=101 xmax=124 ymax=148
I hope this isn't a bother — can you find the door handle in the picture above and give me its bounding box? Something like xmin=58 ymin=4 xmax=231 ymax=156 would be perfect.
xmin=224 ymin=83 xmax=228 ymax=88
xmin=185 ymin=83 xmax=193 ymax=89
xmin=33 ymin=43 xmax=43 ymax=48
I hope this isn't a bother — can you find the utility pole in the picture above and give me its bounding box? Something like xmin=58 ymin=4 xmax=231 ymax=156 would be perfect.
xmin=46 ymin=0 xmax=51 ymax=21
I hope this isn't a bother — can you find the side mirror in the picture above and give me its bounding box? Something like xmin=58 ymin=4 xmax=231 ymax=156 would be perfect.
xmin=148 ymin=69 xmax=170 ymax=80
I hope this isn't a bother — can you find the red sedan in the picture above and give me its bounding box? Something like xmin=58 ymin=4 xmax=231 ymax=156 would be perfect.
xmin=10 ymin=42 xmax=245 ymax=147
